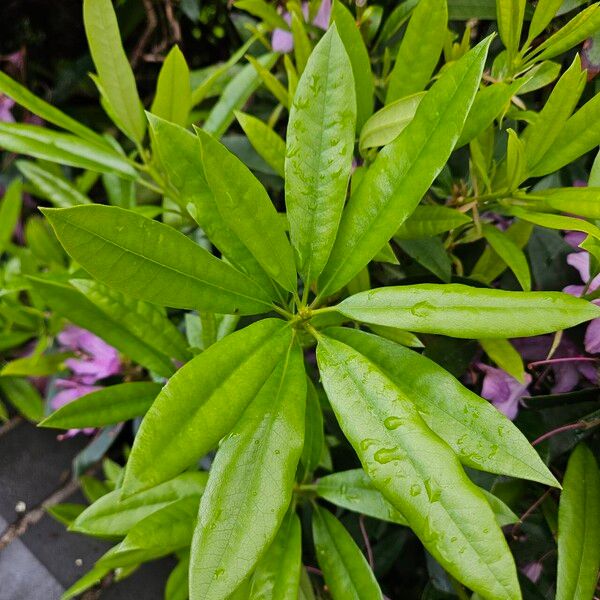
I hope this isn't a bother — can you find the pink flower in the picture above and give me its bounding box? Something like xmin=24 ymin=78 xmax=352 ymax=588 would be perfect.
xmin=49 ymin=326 xmax=121 ymax=439
xmin=521 ymin=562 xmax=543 ymax=583
xmin=51 ymin=379 xmax=100 ymax=439
xmin=58 ymin=326 xmax=121 ymax=384
xmin=271 ymin=0 xmax=331 ymax=53
xmin=478 ymin=364 xmax=532 ymax=420
xmin=562 ymin=245 xmax=600 ymax=354
xmin=0 ymin=94 xmax=15 ymax=123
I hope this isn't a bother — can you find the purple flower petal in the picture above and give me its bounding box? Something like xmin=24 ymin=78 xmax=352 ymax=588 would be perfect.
xmin=567 ymin=251 xmax=590 ymax=283
xmin=564 ymin=231 xmax=587 ymax=248
xmin=51 ymin=380 xmax=100 ymax=410
xmin=521 ymin=562 xmax=543 ymax=584
xmin=478 ymin=364 xmax=531 ymax=420
xmin=271 ymin=28 xmax=295 ymax=53
xmin=313 ymin=0 xmax=332 ymax=30
xmin=585 ymin=317 xmax=600 ymax=354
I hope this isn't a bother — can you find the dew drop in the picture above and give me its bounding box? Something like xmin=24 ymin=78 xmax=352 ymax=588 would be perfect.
xmin=374 ymin=446 xmax=402 ymax=464
xmin=409 ymin=484 xmax=421 ymax=497
xmin=384 ymin=416 xmax=403 ymax=430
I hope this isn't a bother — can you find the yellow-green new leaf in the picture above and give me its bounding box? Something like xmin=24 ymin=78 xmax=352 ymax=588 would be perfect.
xmin=122 ymin=319 xmax=292 ymax=495
xmin=386 ymin=0 xmax=447 ymax=103
xmin=480 ymin=338 xmax=526 ymax=383
xmin=316 ymin=336 xmax=520 ymax=599
xmin=150 ymin=45 xmax=191 ymax=127
xmin=481 ymin=224 xmax=531 ymax=291
xmin=325 ymin=328 xmax=557 ymax=487
xmin=318 ymin=37 xmax=492 ymax=297
xmin=497 ymin=0 xmax=526 ymax=58
xmin=0 ymin=179 xmax=22 ymax=255
xmin=312 ymin=505 xmax=383 ymax=600
xmin=83 ymin=0 xmax=146 ymax=142
xmin=336 ymin=284 xmax=600 ymax=338
xmin=520 ymin=187 xmax=600 ymax=219
xmin=359 ymin=92 xmax=424 ymax=155
xmin=235 ymin=111 xmax=286 ymax=177
xmin=43 ymin=205 xmax=273 ymax=314
xmin=510 ymin=207 xmax=600 ymax=241
xmin=556 ymin=444 xmax=600 ymax=600
xmin=523 ymin=55 xmax=586 ymax=172
xmin=285 ymin=25 xmax=356 ymax=285
xmin=394 ymin=205 xmax=471 ymax=240
xmin=527 ymin=0 xmax=564 ymax=42
xmin=190 ymin=344 xmax=305 ymax=600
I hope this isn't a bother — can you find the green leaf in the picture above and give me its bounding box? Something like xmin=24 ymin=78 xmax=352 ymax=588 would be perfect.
xmin=367 ymin=325 xmax=423 ymax=348
xmin=519 ymin=187 xmax=600 ymax=219
xmin=150 ymin=45 xmax=191 ymax=127
xmin=28 ymin=277 xmax=183 ymax=378
xmin=40 ymin=382 xmax=162 ymax=429
xmin=336 ymin=283 xmax=600 ymax=338
xmin=517 ymin=60 xmax=561 ymax=94
xmin=47 ymin=503 xmax=86 ymax=527
xmin=2 ymin=353 xmax=70 ymax=377
xmin=165 ymin=553 xmax=189 ymax=600
xmin=394 ymin=205 xmax=471 ymax=240
xmin=113 ymin=496 xmax=198 ymax=562
xmin=386 ymin=0 xmax=447 ymax=103
xmin=471 ymin=219 xmax=532 ymax=284
xmin=457 ymin=81 xmax=524 ymax=148
xmin=529 ymin=3 xmax=600 ymax=62
xmin=83 ymin=0 xmax=146 ymax=142
xmin=42 ymin=205 xmax=273 ymax=314
xmin=16 ymin=161 xmax=91 ymax=207
xmin=196 ymin=129 xmax=297 ymax=293
xmin=290 ymin=10 xmax=312 ymax=75
xmin=556 ymin=444 xmax=600 ymax=600
xmin=496 ymin=0 xmax=526 ymax=58
xmin=0 ymin=123 xmax=137 ymax=178
xmin=316 ymin=469 xmax=408 ymax=525
xmin=316 ymin=335 xmax=520 ymax=599
xmin=122 ymin=319 xmax=292 ymax=495
xmin=246 ymin=55 xmax=290 ymax=108
xmin=481 ymin=224 xmax=531 ymax=291
xmin=396 ymin=237 xmax=452 ymax=282
xmin=204 ymin=53 xmax=278 ymax=138
xmin=522 ymin=55 xmax=586 ymax=172
xmin=249 ymin=510 xmax=302 ymax=600
xmin=189 ymin=343 xmax=305 ymax=599
xmin=71 ymin=278 xmax=190 ymax=362
xmin=318 ymin=37 xmax=492 ymax=297
xmin=317 ymin=469 xmax=518 ymax=527
xmin=0 ymin=377 xmax=44 ymax=421
xmin=332 ymin=0 xmax=374 ymax=131
xmin=479 ymin=338 xmax=526 ymax=383
xmin=530 ymin=85 xmax=600 ymax=176
xmin=359 ymin=93 xmax=424 ymax=156
xmin=147 ymin=115 xmax=278 ymax=298
xmin=235 ymin=0 xmax=289 ymax=30
xmin=235 ymin=111 xmax=286 ymax=177
xmin=300 ymin=378 xmax=325 ymax=481
xmin=509 ymin=207 xmax=600 ymax=241
xmin=0 ymin=179 xmax=22 ymax=255
xmin=324 ymin=327 xmax=558 ymax=486
xmin=0 ymin=70 xmax=106 ymax=146
xmin=285 ymin=25 xmax=356 ymax=285
xmin=71 ymin=471 xmax=208 ymax=537
xmin=312 ymin=505 xmax=383 ymax=600
xmin=527 ymin=0 xmax=564 ymax=42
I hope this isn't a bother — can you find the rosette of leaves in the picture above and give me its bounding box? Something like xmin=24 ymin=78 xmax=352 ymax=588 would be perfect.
xmin=2 ymin=0 xmax=600 ymax=598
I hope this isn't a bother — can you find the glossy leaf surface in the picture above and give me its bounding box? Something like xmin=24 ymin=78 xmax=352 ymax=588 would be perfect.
xmin=43 ymin=205 xmax=273 ymax=314
xmin=285 ymin=26 xmax=356 ymax=284
xmin=189 ymin=344 xmax=305 ymax=599
xmin=316 ymin=335 xmax=520 ymax=599
xmin=325 ymin=327 xmax=557 ymax=486
xmin=318 ymin=38 xmax=491 ymax=297
xmin=337 ymin=284 xmax=600 ymax=338
xmin=123 ymin=319 xmax=292 ymax=495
